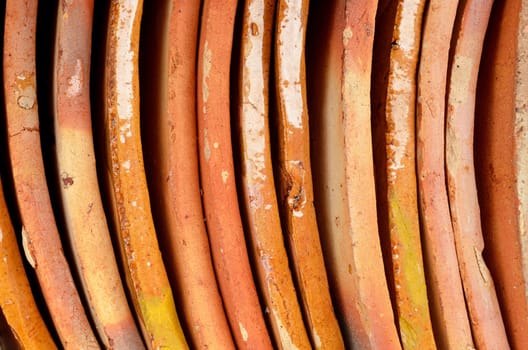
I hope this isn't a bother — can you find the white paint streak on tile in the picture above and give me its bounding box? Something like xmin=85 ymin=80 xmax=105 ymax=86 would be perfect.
xmin=21 ymin=227 xmax=35 ymax=268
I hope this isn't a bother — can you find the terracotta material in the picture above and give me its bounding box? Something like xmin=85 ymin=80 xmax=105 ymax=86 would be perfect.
xmin=238 ymin=0 xmax=335 ymax=348
xmin=273 ymin=0 xmax=342 ymax=349
xmin=371 ymin=0 xmax=399 ymax=319
xmin=53 ymin=1 xmax=144 ymax=348
xmin=475 ymin=0 xmax=528 ymax=347
xmin=3 ymin=1 xmax=99 ymax=348
xmin=374 ymin=0 xmax=437 ymax=348
xmin=140 ymin=0 xmax=235 ymax=348
xmin=239 ymin=0 xmax=307 ymax=348
xmin=196 ymin=0 xmax=272 ymax=349
xmin=415 ymin=0 xmax=475 ymax=348
xmin=308 ymin=1 xmax=401 ymax=349
xmin=446 ymin=0 xmax=510 ymax=348
xmin=515 ymin=3 xmax=528 ymax=323
xmin=103 ymin=1 xmax=188 ymax=348
xmin=0 ymin=178 xmax=56 ymax=349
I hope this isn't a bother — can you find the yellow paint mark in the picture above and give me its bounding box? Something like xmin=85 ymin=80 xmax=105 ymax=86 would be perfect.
xmin=399 ymin=316 xmax=418 ymax=349
xmin=138 ymin=288 xmax=189 ymax=349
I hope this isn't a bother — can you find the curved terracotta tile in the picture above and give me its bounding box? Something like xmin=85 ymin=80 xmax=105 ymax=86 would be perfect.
xmin=237 ymin=0 xmax=339 ymax=348
xmin=273 ymin=0 xmax=343 ymax=349
xmin=446 ymin=0 xmax=510 ymax=348
xmin=341 ymin=5 xmax=399 ymax=348
xmin=308 ymin=1 xmax=402 ymax=349
xmin=475 ymin=1 xmax=528 ymax=349
xmin=140 ymin=0 xmax=235 ymax=348
xmin=3 ymin=1 xmax=99 ymax=348
xmin=53 ymin=1 xmax=144 ymax=348
xmin=196 ymin=0 xmax=273 ymax=348
xmin=475 ymin=0 xmax=528 ymax=347
xmin=416 ymin=0 xmax=474 ymax=348
xmin=103 ymin=1 xmax=188 ymax=348
xmin=514 ymin=0 xmax=528 ymax=298
xmin=372 ymin=0 xmax=400 ymax=324
xmin=0 ymin=179 xmax=56 ymax=349
xmin=513 ymin=1 xmax=528 ymax=345
xmin=374 ymin=0 xmax=437 ymax=348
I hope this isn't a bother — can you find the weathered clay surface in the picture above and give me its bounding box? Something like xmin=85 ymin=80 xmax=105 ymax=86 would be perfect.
xmin=54 ymin=1 xmax=144 ymax=348
xmin=273 ymin=0 xmax=343 ymax=349
xmin=238 ymin=0 xmax=319 ymax=349
xmin=140 ymin=0 xmax=235 ymax=348
xmin=104 ymin=1 xmax=188 ymax=348
xmin=197 ymin=0 xmax=273 ymax=349
xmin=446 ymin=0 xmax=510 ymax=348
xmin=0 ymin=178 xmax=56 ymax=349
xmin=3 ymin=1 xmax=99 ymax=348
xmin=308 ymin=1 xmax=402 ymax=349
xmin=475 ymin=0 xmax=528 ymax=348
xmin=416 ymin=0 xmax=474 ymax=348
xmin=380 ymin=1 xmax=437 ymax=347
